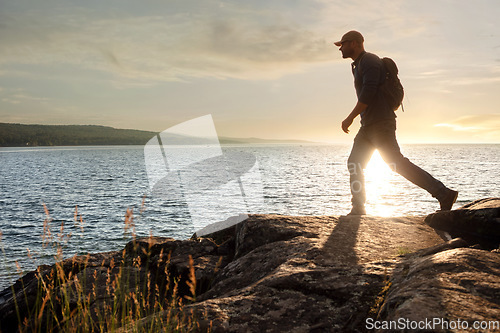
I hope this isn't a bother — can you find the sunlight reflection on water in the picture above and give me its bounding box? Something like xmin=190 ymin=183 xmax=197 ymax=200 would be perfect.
xmin=365 ymin=151 xmax=400 ymax=217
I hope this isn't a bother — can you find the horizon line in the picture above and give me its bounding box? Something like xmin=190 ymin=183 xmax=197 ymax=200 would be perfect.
xmin=1 ymin=122 xmax=498 ymax=145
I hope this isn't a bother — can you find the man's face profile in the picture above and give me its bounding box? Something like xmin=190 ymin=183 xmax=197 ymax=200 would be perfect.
xmin=339 ymin=40 xmax=355 ymax=59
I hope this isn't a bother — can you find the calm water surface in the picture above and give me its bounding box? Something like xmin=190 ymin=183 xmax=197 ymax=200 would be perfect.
xmin=0 ymin=144 xmax=499 ymax=290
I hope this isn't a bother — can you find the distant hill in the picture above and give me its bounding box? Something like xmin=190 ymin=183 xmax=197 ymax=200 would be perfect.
xmin=0 ymin=123 xmax=157 ymax=147
xmin=0 ymin=123 xmax=316 ymax=147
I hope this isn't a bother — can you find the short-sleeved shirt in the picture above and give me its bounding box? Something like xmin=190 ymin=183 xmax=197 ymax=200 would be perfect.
xmin=352 ymin=51 xmax=396 ymax=126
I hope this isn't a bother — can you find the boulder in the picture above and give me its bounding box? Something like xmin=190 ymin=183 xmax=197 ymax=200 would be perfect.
xmin=378 ymin=241 xmax=500 ymax=332
xmin=123 ymin=214 xmax=446 ymax=332
xmin=425 ymin=198 xmax=500 ymax=248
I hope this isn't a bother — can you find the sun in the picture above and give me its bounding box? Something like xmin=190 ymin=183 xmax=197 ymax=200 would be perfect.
xmin=364 ymin=150 xmax=398 ymax=216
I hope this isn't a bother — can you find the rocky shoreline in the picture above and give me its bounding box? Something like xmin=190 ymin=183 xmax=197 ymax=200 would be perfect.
xmin=0 ymin=199 xmax=499 ymax=332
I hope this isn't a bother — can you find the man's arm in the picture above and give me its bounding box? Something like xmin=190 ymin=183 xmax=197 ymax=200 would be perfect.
xmin=342 ymin=101 xmax=367 ymax=133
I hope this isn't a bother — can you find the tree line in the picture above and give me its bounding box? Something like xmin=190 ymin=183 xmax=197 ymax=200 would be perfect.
xmin=0 ymin=123 xmax=158 ymax=147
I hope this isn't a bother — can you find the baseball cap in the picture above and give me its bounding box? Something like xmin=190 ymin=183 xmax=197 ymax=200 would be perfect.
xmin=334 ymin=30 xmax=364 ymax=46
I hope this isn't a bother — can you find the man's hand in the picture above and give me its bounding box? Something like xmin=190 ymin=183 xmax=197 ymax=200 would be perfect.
xmin=342 ymin=117 xmax=353 ymax=133
xmin=341 ymin=101 xmax=367 ymax=134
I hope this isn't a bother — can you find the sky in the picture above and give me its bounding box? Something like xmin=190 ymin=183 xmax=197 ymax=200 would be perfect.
xmin=0 ymin=0 xmax=499 ymax=143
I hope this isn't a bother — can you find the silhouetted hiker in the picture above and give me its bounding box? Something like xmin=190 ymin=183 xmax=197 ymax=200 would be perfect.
xmin=335 ymin=30 xmax=458 ymax=216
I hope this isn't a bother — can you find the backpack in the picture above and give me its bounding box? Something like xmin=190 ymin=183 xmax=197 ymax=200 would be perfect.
xmin=380 ymin=57 xmax=404 ymax=111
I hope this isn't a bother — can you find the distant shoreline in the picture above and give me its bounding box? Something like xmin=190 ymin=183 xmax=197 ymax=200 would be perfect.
xmin=1 ymin=123 xmax=497 ymax=147
xmin=0 ymin=123 xmax=318 ymax=147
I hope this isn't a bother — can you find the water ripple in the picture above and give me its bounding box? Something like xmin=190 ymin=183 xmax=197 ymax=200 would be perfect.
xmin=1 ymin=144 xmax=499 ymax=290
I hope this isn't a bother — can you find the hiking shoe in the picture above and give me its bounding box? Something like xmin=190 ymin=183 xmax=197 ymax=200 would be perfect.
xmin=345 ymin=206 xmax=367 ymax=216
xmin=438 ymin=189 xmax=458 ymax=211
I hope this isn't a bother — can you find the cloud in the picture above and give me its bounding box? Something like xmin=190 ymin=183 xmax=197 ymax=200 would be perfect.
xmin=0 ymin=86 xmax=50 ymax=105
xmin=441 ymin=75 xmax=500 ymax=87
xmin=0 ymin=3 xmax=335 ymax=83
xmin=2 ymin=93 xmax=50 ymax=105
xmin=435 ymin=114 xmax=500 ymax=135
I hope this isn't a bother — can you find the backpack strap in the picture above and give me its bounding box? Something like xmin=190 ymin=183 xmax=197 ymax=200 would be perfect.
xmin=351 ymin=52 xmax=367 ymax=76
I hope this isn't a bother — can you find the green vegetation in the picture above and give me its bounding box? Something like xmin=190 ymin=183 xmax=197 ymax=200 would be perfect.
xmin=368 ymin=271 xmax=392 ymax=318
xmin=396 ymin=247 xmax=413 ymax=256
xmin=0 ymin=123 xmax=158 ymax=147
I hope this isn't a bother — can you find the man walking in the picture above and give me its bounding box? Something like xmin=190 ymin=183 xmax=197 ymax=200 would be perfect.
xmin=335 ymin=30 xmax=458 ymax=216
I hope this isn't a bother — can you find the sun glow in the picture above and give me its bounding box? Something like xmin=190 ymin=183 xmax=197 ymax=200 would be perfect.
xmin=364 ymin=150 xmax=399 ymax=217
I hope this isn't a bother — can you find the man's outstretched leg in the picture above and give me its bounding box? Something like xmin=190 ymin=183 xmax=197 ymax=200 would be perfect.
xmin=383 ymin=152 xmax=458 ymax=210
xmin=374 ymin=123 xmax=458 ymax=211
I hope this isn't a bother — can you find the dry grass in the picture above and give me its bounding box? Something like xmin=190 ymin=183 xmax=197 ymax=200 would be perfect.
xmin=1 ymin=203 xmax=209 ymax=332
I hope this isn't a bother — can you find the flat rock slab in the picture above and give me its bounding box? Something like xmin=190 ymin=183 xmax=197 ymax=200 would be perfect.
xmin=133 ymin=214 xmax=444 ymax=332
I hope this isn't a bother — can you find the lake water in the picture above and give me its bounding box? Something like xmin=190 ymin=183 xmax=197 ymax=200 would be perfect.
xmin=1 ymin=144 xmax=499 ymax=291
